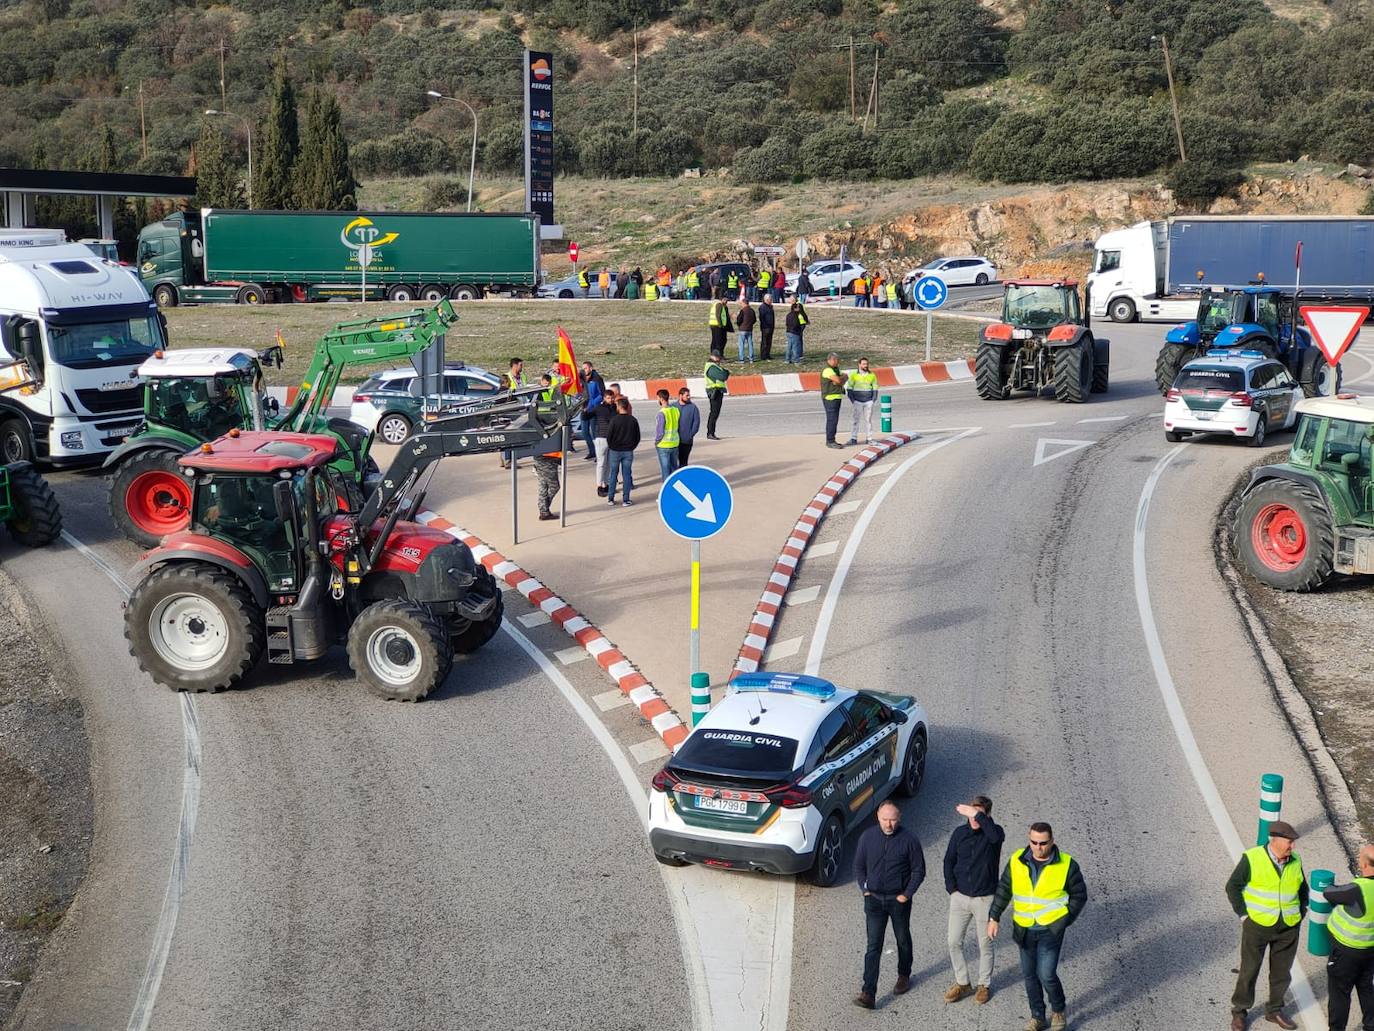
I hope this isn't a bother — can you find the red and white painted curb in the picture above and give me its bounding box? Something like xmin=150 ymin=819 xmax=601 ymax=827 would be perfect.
xmin=733 ymin=433 xmax=919 ymax=676
xmin=415 ymin=510 xmax=689 ymax=751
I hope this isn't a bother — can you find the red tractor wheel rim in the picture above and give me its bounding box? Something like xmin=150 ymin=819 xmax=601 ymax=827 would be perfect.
xmin=126 ymin=469 xmax=192 ymax=536
xmin=1251 ymin=503 xmax=1307 ymax=571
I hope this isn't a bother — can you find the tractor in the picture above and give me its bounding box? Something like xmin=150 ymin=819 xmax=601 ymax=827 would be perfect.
xmin=105 ymin=301 xmax=460 ymax=547
xmin=1233 ymin=394 xmax=1374 ymax=591
xmin=975 ymin=279 xmax=1109 ymax=403
xmin=0 ymin=461 xmax=61 ymax=550
xmin=123 ymin=385 xmax=580 ymax=701
xmin=1155 ymin=286 xmax=1340 ymax=397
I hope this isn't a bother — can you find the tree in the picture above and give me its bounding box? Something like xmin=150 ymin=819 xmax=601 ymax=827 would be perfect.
xmin=293 ymin=87 xmax=357 ymax=210
xmin=255 ymin=55 xmax=298 ymax=210
xmin=1166 ymin=160 xmax=1244 ymax=210
xmin=193 ymin=120 xmax=245 ymax=209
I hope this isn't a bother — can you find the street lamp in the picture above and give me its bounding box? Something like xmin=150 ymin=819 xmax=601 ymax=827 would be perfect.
xmin=205 ymin=109 xmax=254 ymax=208
xmin=424 ymin=90 xmax=478 ymax=212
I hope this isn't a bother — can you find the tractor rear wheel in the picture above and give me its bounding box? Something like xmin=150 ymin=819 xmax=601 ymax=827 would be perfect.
xmin=1299 ymin=348 xmax=1343 ymax=398
xmin=1233 ymin=479 xmax=1336 ymax=592
xmin=1053 ymin=343 xmax=1089 ymax=404
xmin=3 ymin=462 xmax=62 ymax=547
xmin=347 ymin=599 xmax=453 ymax=701
xmin=450 ymin=568 xmax=505 ymax=653
xmin=110 ymin=449 xmax=193 ymax=547
xmin=1155 ymin=343 xmax=1193 ymax=396
xmin=125 ymin=564 xmax=265 ymax=691
xmin=974 ymin=343 xmax=1010 ymax=400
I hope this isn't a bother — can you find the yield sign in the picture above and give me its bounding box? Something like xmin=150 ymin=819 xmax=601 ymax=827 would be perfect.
xmin=1300 ymin=305 xmax=1369 ymax=366
xmin=1033 ymin=438 xmax=1095 ymax=467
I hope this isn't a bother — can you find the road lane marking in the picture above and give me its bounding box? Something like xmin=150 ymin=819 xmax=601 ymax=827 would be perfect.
xmin=517 ymin=610 xmax=551 ymax=628
xmin=1077 ymin=414 xmax=1128 ymax=423
xmin=630 ymin=738 xmax=670 ymax=764
xmin=592 ymin=688 xmax=631 ymax=712
xmin=59 ymin=531 xmax=202 ymax=1031
xmin=807 ymin=540 xmax=839 ymax=558
xmin=554 ymin=645 xmax=590 ymax=666
xmin=763 ymin=636 xmax=803 ymax=662
xmin=829 ymin=499 xmax=864 ymax=516
xmin=1009 ymin=421 xmax=1056 ymax=428
xmin=1033 ymin=438 xmax=1095 ymax=467
xmin=786 ymin=585 xmax=822 ymax=606
xmin=1133 ymin=448 xmax=1323 ymax=1030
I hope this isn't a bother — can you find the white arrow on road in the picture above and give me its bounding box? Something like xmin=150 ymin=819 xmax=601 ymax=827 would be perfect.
xmin=1033 ymin=438 xmax=1096 ymax=468
xmin=674 ymin=480 xmax=717 ymax=522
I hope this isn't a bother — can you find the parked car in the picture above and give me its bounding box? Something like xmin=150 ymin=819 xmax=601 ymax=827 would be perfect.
xmin=349 ymin=363 xmax=504 ymax=444
xmin=902 ymin=257 xmax=998 ymax=298
xmin=785 ymin=260 xmax=866 ymax=297
xmin=537 ymin=273 xmax=609 ymax=299
xmin=1163 ymin=350 xmax=1303 ymax=448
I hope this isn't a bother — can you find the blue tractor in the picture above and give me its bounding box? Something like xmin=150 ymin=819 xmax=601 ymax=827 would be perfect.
xmin=1154 ymin=286 xmax=1342 ymax=397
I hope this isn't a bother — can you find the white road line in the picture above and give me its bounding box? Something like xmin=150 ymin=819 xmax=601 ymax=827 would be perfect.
xmin=805 ymin=428 xmax=980 ymax=677
xmin=629 ymin=738 xmax=670 ymax=764
xmin=828 ymin=499 xmax=864 ymax=516
xmin=59 ymin=531 xmax=202 ymax=1031
xmin=554 ymin=645 xmax=590 ymax=666
xmin=592 ymin=688 xmax=631 ymax=712
xmin=517 ymin=610 xmax=551 ymax=628
xmin=1009 ymin=421 xmax=1056 ymax=428
xmin=1077 ymin=414 xmax=1128 ymax=423
xmin=763 ymin=636 xmax=803 ymax=662
xmin=1133 ymin=448 xmax=1322 ymax=1030
xmin=806 ymin=540 xmax=839 ymax=558
xmin=786 ymin=585 xmax=823 ymax=607
xmin=500 ymin=620 xmax=710 ymax=1031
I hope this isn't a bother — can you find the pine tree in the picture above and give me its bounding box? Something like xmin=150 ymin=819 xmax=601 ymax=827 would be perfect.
xmin=294 ymin=86 xmax=357 ymax=210
xmin=194 ymin=120 xmax=245 ymax=209
xmin=254 ymin=55 xmax=299 ymax=210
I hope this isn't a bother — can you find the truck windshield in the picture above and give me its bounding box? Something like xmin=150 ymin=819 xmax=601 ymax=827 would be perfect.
xmin=1096 ymin=250 xmax=1121 ymax=273
xmin=1004 ymin=286 xmax=1072 ymax=328
xmin=46 ymin=315 xmax=163 ymax=370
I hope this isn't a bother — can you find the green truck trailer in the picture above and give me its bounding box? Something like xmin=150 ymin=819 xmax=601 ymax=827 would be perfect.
xmin=138 ymin=209 xmax=541 ymax=307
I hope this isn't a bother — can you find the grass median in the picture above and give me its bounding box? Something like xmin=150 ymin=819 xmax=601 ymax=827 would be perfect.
xmin=162 ymin=299 xmax=978 ymax=388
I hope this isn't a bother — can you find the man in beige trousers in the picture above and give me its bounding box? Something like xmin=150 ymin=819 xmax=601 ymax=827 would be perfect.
xmin=943 ymin=796 xmax=1005 ymax=1005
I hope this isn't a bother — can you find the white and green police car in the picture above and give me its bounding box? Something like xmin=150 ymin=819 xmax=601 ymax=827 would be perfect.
xmin=1164 ymin=350 xmax=1303 ymax=447
xmin=648 ymin=673 xmax=928 ymax=886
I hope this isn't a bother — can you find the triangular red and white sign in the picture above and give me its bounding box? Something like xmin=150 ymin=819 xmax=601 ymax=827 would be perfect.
xmin=1300 ymin=305 xmax=1369 ymax=366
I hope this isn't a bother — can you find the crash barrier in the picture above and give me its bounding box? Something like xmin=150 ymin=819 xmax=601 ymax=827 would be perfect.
xmin=691 ymin=672 xmax=711 ymax=727
xmin=880 ymin=394 xmax=892 ymax=434
xmin=1309 ymin=869 xmax=1335 ymax=957
xmin=1258 ymin=772 xmax=1284 ymax=846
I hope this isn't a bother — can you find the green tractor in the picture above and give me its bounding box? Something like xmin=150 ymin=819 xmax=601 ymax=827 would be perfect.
xmin=104 ymin=301 xmax=459 ymax=547
xmin=1233 ymin=394 xmax=1374 ymax=591
xmin=0 ymin=461 xmax=62 ymax=550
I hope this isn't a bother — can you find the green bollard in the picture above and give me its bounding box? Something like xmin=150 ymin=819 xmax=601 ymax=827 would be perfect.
xmin=1310 ymin=869 xmax=1335 ymax=956
xmin=1258 ymin=773 xmax=1284 ymax=845
xmin=691 ymin=672 xmax=711 ymax=726
xmin=880 ymin=394 xmax=892 ymax=434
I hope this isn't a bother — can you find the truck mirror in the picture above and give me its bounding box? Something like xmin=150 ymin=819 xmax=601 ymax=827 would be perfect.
xmin=157 ymin=312 xmax=169 ymax=342
xmin=15 ymin=320 xmax=42 ymax=381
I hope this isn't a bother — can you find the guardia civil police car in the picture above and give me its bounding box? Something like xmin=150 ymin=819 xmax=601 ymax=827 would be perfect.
xmin=1164 ymin=350 xmax=1304 ymax=447
xmin=648 ymin=673 xmax=928 ymax=886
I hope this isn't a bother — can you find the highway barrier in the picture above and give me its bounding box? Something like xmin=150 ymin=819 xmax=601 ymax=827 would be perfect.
xmin=880 ymin=394 xmax=892 ymax=434
xmin=1258 ymin=772 xmax=1284 ymax=845
xmin=1309 ymin=868 xmax=1334 ymax=956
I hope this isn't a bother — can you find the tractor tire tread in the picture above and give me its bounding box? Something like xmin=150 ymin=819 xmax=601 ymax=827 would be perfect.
xmin=108 ymin=449 xmax=190 ymax=548
xmin=347 ymin=598 xmax=453 ymax=702
xmin=1053 ymin=343 xmax=1088 ymax=404
xmin=4 ymin=462 xmax=62 ymax=546
xmin=974 ymin=343 xmax=1008 ymax=400
xmin=1232 ymin=479 xmax=1336 ymax=592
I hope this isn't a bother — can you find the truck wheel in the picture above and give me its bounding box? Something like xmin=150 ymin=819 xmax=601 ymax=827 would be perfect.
xmin=893 ymin=729 xmax=927 ymax=798
xmin=2 ymin=462 xmax=62 ymax=547
xmin=1155 ymin=343 xmax=1192 ymax=395
xmin=449 ymin=568 xmax=505 ymax=653
xmin=450 ymin=285 xmax=481 ymax=302
xmin=1233 ymin=479 xmax=1335 ymax=591
xmin=125 ymin=564 xmax=265 ymax=692
xmin=347 ymin=599 xmax=453 ymax=701
xmin=110 ymin=449 xmax=192 ymax=547
xmin=419 ymin=284 xmax=447 ymax=302
xmin=1108 ymin=297 xmax=1137 ymax=323
xmin=236 ymin=284 xmax=266 ymax=305
xmin=387 ymin=284 xmax=415 ymax=302
xmin=376 ymin=413 xmax=412 ymax=445
xmin=974 ymin=343 xmax=1010 ymax=400
xmin=808 ymin=813 xmax=845 ymax=887
xmin=153 ymin=283 xmax=179 ymax=308
xmin=0 ymin=419 xmax=34 ymax=464
xmin=1053 ymin=344 xmax=1089 ymax=404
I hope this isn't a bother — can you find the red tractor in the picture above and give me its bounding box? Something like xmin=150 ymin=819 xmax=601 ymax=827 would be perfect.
xmin=124 ymin=387 xmax=575 ymax=701
xmin=975 ymin=279 xmax=1109 ymax=403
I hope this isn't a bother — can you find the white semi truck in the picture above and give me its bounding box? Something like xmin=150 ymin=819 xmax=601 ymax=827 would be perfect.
xmin=0 ymin=228 xmax=166 ymax=465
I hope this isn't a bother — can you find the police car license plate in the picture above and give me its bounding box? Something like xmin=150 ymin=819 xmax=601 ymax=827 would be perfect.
xmin=1194 ymin=412 xmax=1212 ymax=421
xmin=695 ymin=796 xmax=747 ymax=815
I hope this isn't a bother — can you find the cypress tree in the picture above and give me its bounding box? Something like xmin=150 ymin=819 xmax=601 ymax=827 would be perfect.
xmin=294 ymin=87 xmax=357 ymax=210
xmin=255 ymin=56 xmax=299 ymax=210
xmin=194 ymin=120 xmax=245 ymax=209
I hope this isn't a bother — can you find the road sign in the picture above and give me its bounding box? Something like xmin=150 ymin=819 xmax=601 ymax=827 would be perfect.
xmin=1300 ymin=305 xmax=1368 ymax=366
xmin=659 ymin=465 xmax=734 ymax=541
xmin=914 ymin=275 xmax=948 ymax=310
xmin=796 ymin=237 xmax=810 ymax=262
xmin=568 ymin=241 xmax=579 ymax=263
xmin=753 ymin=245 xmax=784 ymax=257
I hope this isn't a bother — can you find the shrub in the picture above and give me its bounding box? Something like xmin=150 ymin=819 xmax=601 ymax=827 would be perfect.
xmin=352 ymin=130 xmax=453 ymax=177
xmin=733 ymin=134 xmax=800 ymax=182
xmin=421 ymin=177 xmax=474 ymax=210
xmin=799 ymin=123 xmax=875 ymax=179
xmin=1166 ymin=160 xmax=1244 ymax=209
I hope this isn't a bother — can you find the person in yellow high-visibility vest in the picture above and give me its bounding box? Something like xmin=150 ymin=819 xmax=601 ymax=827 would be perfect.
xmin=685 ymin=266 xmax=700 ymax=301
xmin=821 ymin=353 xmax=848 ymax=448
xmin=1225 ymin=821 xmax=1307 ymax=1030
xmin=845 ymin=357 xmax=879 ymax=445
xmin=987 ymin=823 xmax=1087 ymax=1031
xmin=578 ymin=267 xmax=590 ymax=297
xmin=1325 ymin=844 xmax=1374 ymax=1031
xmin=653 ymin=388 xmax=681 ymax=480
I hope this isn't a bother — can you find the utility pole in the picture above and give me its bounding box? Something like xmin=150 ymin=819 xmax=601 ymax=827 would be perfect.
xmin=138 ymin=79 xmax=147 ymax=160
xmin=218 ymin=38 xmax=227 ymax=110
xmin=861 ymin=48 xmax=880 ymax=133
xmin=632 ymin=28 xmax=639 ymax=176
xmin=1158 ymin=33 xmax=1186 ymax=162
xmin=849 ymin=36 xmax=856 ymax=121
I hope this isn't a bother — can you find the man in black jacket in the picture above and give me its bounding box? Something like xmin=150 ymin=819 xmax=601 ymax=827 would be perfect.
xmin=852 ymin=800 xmax=926 ymax=1010
xmin=1325 ymin=843 xmax=1374 ymax=1031
xmin=943 ymin=796 xmax=1005 ymax=1005
xmin=757 ymin=294 xmax=776 ymax=360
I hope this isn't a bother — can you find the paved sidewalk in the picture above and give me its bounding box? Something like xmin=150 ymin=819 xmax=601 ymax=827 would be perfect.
xmin=418 ymin=433 xmax=863 ymax=716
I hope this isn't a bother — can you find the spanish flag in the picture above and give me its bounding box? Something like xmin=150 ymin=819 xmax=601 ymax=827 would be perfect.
xmin=555 ymin=326 xmax=582 ymax=394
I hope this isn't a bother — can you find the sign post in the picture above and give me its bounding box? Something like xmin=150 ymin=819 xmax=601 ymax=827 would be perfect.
xmin=658 ymin=466 xmax=735 ymax=725
xmin=914 ymin=274 xmax=948 ymax=361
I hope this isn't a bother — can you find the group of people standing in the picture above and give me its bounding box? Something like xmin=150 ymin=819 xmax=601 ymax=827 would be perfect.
xmin=851 ymin=270 xmax=903 ymax=308
xmin=707 ymin=295 xmax=812 ymax=365
xmin=582 ymin=263 xmax=790 ymax=303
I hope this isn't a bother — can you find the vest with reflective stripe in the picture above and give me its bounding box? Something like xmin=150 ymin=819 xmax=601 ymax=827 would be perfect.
xmin=1010 ymin=848 xmax=1073 ymax=928
xmin=704 ymin=361 xmax=727 ymax=392
xmin=578 ymin=269 xmax=589 ymax=287
xmin=853 ymin=277 xmax=868 ymax=294
xmin=886 ymin=283 xmax=898 ymax=302
xmin=849 ymin=370 xmax=878 ymax=392
xmin=657 ymin=405 xmax=680 ymax=448
xmin=646 ymin=282 xmax=658 ymax=300
xmin=658 ymin=269 xmax=671 ymax=287
xmin=821 ymin=367 xmax=846 ymax=401
xmin=686 ymin=270 xmax=700 ymax=288
xmin=1330 ymin=878 xmax=1374 ymax=948
xmin=727 ymin=272 xmax=739 ymax=289
xmin=1242 ymin=846 xmax=1304 ymax=927
xmin=709 ymin=302 xmax=728 ymax=327
xmin=757 ymin=269 xmax=770 ymax=288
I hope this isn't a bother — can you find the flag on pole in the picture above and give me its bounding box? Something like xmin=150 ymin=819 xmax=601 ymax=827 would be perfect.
xmin=555 ymin=326 xmax=582 ymax=394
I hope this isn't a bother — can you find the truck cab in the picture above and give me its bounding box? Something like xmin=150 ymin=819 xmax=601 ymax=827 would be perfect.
xmin=0 ymin=232 xmax=165 ymax=465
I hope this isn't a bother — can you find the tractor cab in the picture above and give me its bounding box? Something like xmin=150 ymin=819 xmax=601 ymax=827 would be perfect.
xmin=1287 ymin=395 xmax=1374 ymax=525
xmin=1000 ymin=280 xmax=1084 ymax=334
xmin=1177 ymin=286 xmax=1298 ymax=351
xmin=136 ymin=347 xmax=278 ymax=441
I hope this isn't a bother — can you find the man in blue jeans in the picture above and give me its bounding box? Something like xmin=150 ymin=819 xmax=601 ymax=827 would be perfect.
xmin=987 ymin=822 xmax=1088 ymax=1031
xmin=852 ymin=800 xmax=926 ymax=1010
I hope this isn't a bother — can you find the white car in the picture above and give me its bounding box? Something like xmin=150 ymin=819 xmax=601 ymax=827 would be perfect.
xmin=648 ymin=672 xmax=928 ymax=886
xmin=349 ymin=363 xmax=503 ymax=443
xmin=537 ymin=273 xmax=609 ymax=299
xmin=786 ymin=260 xmax=866 ymax=298
xmin=1164 ymin=350 xmax=1303 ymax=447
xmin=903 ymin=257 xmax=997 ymax=295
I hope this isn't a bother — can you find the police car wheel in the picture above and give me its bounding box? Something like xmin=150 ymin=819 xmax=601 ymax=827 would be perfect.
xmin=809 ymin=813 xmax=845 ymax=887
xmin=1248 ymin=415 xmax=1267 ymax=449
xmin=894 ymin=730 xmax=927 ymax=799
xmin=655 ymin=853 xmax=687 ymax=868
xmin=1165 ymin=430 xmax=1187 ymax=443
xmin=377 ymin=414 xmax=412 ymax=444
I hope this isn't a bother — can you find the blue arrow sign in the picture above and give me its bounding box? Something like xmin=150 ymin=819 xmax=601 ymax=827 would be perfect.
xmin=914 ymin=275 xmax=948 ymax=310
xmin=659 ymin=465 xmax=734 ymax=541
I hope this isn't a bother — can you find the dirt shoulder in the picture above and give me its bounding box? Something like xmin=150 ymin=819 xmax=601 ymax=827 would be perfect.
xmin=0 ymin=566 xmax=92 ymax=1024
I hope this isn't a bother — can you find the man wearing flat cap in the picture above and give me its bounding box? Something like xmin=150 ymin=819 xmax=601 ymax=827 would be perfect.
xmin=1226 ymin=820 xmax=1308 ymax=1030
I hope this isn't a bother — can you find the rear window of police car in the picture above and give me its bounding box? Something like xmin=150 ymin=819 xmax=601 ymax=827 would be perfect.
xmin=674 ymin=729 xmax=799 ymax=778
xmin=1177 ymin=367 xmax=1243 ymax=394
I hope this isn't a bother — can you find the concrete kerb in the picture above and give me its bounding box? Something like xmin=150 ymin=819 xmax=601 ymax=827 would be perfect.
xmin=414 ymin=510 xmax=690 ymax=751
xmin=732 ymin=432 xmax=920 ymax=677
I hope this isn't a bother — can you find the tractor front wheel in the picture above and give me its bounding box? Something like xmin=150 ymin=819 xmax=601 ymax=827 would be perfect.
xmin=347 ymin=599 xmax=453 ymax=701
xmin=110 ymin=450 xmax=193 ymax=547
xmin=450 ymin=568 xmax=505 ymax=653
xmin=3 ymin=462 xmax=62 ymax=546
xmin=1155 ymin=343 xmax=1193 ymax=396
xmin=1233 ymin=479 xmax=1336 ymax=592
xmin=125 ymin=564 xmax=265 ymax=691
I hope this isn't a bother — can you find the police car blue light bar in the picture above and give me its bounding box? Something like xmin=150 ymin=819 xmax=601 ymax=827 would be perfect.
xmin=1205 ymin=348 xmax=1270 ymax=358
xmin=728 ymin=672 xmax=837 ymax=699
